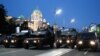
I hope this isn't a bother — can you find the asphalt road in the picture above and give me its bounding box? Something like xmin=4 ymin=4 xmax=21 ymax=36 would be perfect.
xmin=0 ymin=45 xmax=100 ymax=56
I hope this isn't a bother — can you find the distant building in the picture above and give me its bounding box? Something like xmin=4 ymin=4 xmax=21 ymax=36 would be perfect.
xmin=82 ymin=26 xmax=89 ymax=32
xmin=16 ymin=15 xmax=25 ymax=26
xmin=87 ymin=23 xmax=100 ymax=38
xmin=5 ymin=16 xmax=13 ymax=21
xmin=88 ymin=23 xmax=97 ymax=32
xmin=28 ymin=9 xmax=44 ymax=31
xmin=15 ymin=15 xmax=28 ymax=33
xmin=14 ymin=9 xmax=48 ymax=32
xmin=96 ymin=24 xmax=100 ymax=37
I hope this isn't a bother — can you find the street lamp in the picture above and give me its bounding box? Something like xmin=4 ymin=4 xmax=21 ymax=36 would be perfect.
xmin=70 ymin=18 xmax=76 ymax=28
xmin=54 ymin=8 xmax=62 ymax=24
xmin=70 ymin=18 xmax=75 ymax=24
xmin=53 ymin=8 xmax=62 ymax=34
xmin=55 ymin=9 xmax=62 ymax=15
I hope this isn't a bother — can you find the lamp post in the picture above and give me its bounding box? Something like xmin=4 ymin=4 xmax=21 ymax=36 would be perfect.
xmin=54 ymin=8 xmax=62 ymax=24
xmin=54 ymin=8 xmax=62 ymax=26
xmin=53 ymin=8 xmax=62 ymax=35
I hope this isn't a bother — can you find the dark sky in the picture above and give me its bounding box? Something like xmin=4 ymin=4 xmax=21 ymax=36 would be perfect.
xmin=0 ymin=0 xmax=100 ymax=30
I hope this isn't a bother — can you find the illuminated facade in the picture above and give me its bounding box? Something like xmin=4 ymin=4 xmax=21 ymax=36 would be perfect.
xmin=89 ymin=24 xmax=97 ymax=32
xmin=28 ymin=9 xmax=43 ymax=31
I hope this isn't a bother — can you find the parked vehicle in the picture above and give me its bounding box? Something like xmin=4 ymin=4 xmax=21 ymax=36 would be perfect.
xmin=76 ymin=32 xmax=99 ymax=51
xmin=0 ymin=34 xmax=5 ymax=45
xmin=23 ymin=29 xmax=54 ymax=49
xmin=3 ymin=30 xmax=29 ymax=48
xmin=54 ymin=28 xmax=77 ymax=48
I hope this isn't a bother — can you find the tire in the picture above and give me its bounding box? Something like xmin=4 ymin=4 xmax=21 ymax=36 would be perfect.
xmin=36 ymin=45 xmax=42 ymax=49
xmin=24 ymin=45 xmax=29 ymax=49
xmin=16 ymin=44 xmax=21 ymax=48
xmin=77 ymin=48 xmax=82 ymax=51
xmin=92 ymin=48 xmax=97 ymax=51
xmin=50 ymin=44 xmax=54 ymax=48
xmin=92 ymin=47 xmax=97 ymax=51
xmin=56 ymin=45 xmax=60 ymax=48
xmin=71 ymin=45 xmax=74 ymax=49
xmin=53 ymin=43 xmax=60 ymax=48
xmin=4 ymin=45 xmax=10 ymax=48
xmin=56 ymin=44 xmax=60 ymax=48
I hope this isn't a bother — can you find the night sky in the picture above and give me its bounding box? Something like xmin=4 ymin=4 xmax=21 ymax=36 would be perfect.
xmin=0 ymin=0 xmax=100 ymax=30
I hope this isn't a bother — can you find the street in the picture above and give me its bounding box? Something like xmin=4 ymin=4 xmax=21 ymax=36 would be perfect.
xmin=0 ymin=45 xmax=100 ymax=56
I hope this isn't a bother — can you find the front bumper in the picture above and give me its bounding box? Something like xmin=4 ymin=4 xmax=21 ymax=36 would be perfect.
xmin=76 ymin=43 xmax=97 ymax=49
xmin=55 ymin=40 xmax=75 ymax=47
xmin=3 ymin=41 xmax=18 ymax=46
xmin=24 ymin=40 xmax=42 ymax=47
xmin=3 ymin=39 xmax=19 ymax=47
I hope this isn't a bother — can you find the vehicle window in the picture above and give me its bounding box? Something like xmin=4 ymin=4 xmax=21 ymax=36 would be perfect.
xmin=31 ymin=34 xmax=45 ymax=38
xmin=60 ymin=35 xmax=67 ymax=37
xmin=79 ymin=33 xmax=96 ymax=39
xmin=61 ymin=31 xmax=67 ymax=35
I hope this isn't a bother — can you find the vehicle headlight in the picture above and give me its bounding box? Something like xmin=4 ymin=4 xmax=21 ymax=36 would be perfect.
xmin=33 ymin=40 xmax=37 ymax=43
xmin=90 ymin=41 xmax=95 ymax=45
xmin=57 ymin=39 xmax=59 ymax=42
xmin=25 ymin=40 xmax=29 ymax=43
xmin=4 ymin=40 xmax=8 ymax=43
xmin=59 ymin=40 xmax=62 ymax=43
xmin=38 ymin=40 xmax=40 ymax=43
xmin=11 ymin=40 xmax=15 ymax=43
xmin=71 ymin=40 xmax=73 ymax=42
xmin=78 ymin=41 xmax=83 ymax=45
xmin=66 ymin=40 xmax=70 ymax=43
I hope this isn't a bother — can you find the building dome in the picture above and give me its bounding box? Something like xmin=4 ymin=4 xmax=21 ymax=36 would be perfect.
xmin=29 ymin=9 xmax=43 ymax=31
xmin=32 ymin=9 xmax=42 ymax=18
xmin=18 ymin=15 xmax=25 ymax=19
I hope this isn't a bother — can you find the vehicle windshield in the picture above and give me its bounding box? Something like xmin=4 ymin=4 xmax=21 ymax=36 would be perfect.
xmin=31 ymin=34 xmax=45 ymax=38
xmin=79 ymin=33 xmax=96 ymax=39
xmin=60 ymin=31 xmax=67 ymax=37
xmin=11 ymin=32 xmax=28 ymax=38
xmin=30 ymin=31 xmax=46 ymax=38
xmin=60 ymin=31 xmax=76 ymax=38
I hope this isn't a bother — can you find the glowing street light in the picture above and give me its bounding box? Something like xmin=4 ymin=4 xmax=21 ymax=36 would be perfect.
xmin=54 ymin=8 xmax=62 ymax=24
xmin=55 ymin=9 xmax=62 ymax=15
xmin=53 ymin=8 xmax=63 ymax=33
xmin=70 ymin=18 xmax=75 ymax=23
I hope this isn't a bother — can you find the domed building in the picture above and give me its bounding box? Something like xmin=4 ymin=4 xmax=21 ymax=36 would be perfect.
xmin=28 ymin=9 xmax=43 ymax=31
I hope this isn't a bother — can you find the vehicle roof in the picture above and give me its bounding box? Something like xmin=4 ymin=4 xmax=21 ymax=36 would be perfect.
xmin=78 ymin=32 xmax=97 ymax=38
xmin=11 ymin=32 xmax=28 ymax=36
xmin=79 ymin=32 xmax=95 ymax=35
xmin=31 ymin=31 xmax=47 ymax=35
xmin=61 ymin=31 xmax=77 ymax=36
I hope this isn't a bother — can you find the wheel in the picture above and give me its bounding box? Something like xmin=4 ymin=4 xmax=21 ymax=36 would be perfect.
xmin=4 ymin=45 xmax=10 ymax=48
xmin=56 ymin=45 xmax=60 ymax=48
xmin=92 ymin=47 xmax=97 ymax=51
xmin=71 ymin=45 xmax=74 ymax=49
xmin=77 ymin=48 xmax=82 ymax=51
xmin=56 ymin=44 xmax=60 ymax=48
xmin=50 ymin=44 xmax=54 ymax=48
xmin=24 ymin=45 xmax=29 ymax=49
xmin=53 ymin=43 xmax=60 ymax=48
xmin=36 ymin=44 xmax=43 ymax=49
xmin=16 ymin=44 xmax=22 ymax=48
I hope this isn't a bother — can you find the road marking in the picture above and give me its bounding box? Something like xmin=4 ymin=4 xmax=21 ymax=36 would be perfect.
xmin=84 ymin=50 xmax=88 ymax=55
xmin=0 ymin=49 xmax=24 ymax=55
xmin=36 ymin=48 xmax=73 ymax=56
